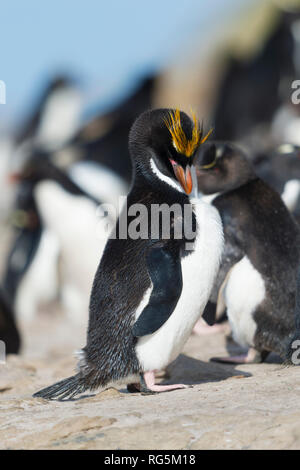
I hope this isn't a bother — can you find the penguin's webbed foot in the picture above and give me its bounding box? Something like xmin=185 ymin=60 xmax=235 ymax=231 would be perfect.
xmin=127 ymin=371 xmax=189 ymax=394
xmin=141 ymin=371 xmax=188 ymax=394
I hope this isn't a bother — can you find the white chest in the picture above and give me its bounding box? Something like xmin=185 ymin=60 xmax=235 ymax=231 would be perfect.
xmin=281 ymin=179 xmax=300 ymax=213
xmin=224 ymin=256 xmax=266 ymax=348
xmin=15 ymin=229 xmax=60 ymax=321
xmin=135 ymin=199 xmax=224 ymax=371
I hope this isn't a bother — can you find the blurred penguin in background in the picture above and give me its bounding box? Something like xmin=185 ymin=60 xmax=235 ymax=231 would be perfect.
xmin=14 ymin=75 xmax=81 ymax=151
xmin=2 ymin=75 xmax=82 ymax=321
xmin=0 ymin=287 xmax=21 ymax=355
xmin=3 ymin=152 xmax=115 ymax=324
xmin=213 ymin=11 xmax=299 ymax=150
xmin=24 ymin=75 xmax=156 ymax=223
xmin=71 ymin=75 xmax=156 ymax=182
xmin=1 ymin=75 xmax=156 ymax=323
xmin=252 ymin=144 xmax=300 ymax=223
xmin=1 ymin=75 xmax=81 ymax=220
xmin=20 ymin=155 xmax=110 ymax=324
xmin=2 ymin=173 xmax=60 ymax=322
xmin=0 ymin=138 xmax=15 ymax=220
xmin=49 ymin=75 xmax=156 ymax=198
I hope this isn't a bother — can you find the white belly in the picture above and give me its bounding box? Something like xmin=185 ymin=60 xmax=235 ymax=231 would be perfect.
xmin=281 ymin=179 xmax=300 ymax=213
xmin=68 ymin=161 xmax=129 ymax=208
xmin=15 ymin=229 xmax=60 ymax=321
xmin=35 ymin=181 xmax=108 ymax=322
xmin=224 ymin=256 xmax=266 ymax=348
xmin=135 ymin=199 xmax=224 ymax=371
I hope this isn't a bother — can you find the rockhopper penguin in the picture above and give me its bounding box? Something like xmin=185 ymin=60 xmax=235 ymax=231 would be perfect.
xmin=196 ymin=141 xmax=300 ymax=363
xmin=33 ymin=108 xmax=223 ymax=398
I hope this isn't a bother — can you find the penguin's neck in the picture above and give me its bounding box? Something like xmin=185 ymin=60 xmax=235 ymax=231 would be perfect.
xmin=149 ymin=157 xmax=184 ymax=194
xmin=133 ymin=151 xmax=186 ymax=200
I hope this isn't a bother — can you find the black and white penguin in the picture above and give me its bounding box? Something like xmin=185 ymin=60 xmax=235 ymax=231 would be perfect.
xmin=45 ymin=76 xmax=156 ymax=205
xmin=71 ymin=75 xmax=156 ymax=184
xmin=6 ymin=155 xmax=108 ymax=323
xmin=253 ymin=144 xmax=300 ymax=221
xmin=196 ymin=141 xmax=300 ymax=363
xmin=27 ymin=77 xmax=154 ymax=221
xmin=0 ymin=288 xmax=21 ymax=355
xmin=2 ymin=74 xmax=82 ymax=320
xmin=46 ymin=75 xmax=156 ymax=188
xmin=33 ymin=108 xmax=223 ymax=399
xmin=212 ymin=11 xmax=297 ymax=144
xmin=14 ymin=75 xmax=81 ymax=150
xmin=30 ymin=157 xmax=111 ymax=323
xmin=2 ymin=177 xmax=60 ymax=321
xmin=0 ymin=77 xmax=78 ymax=220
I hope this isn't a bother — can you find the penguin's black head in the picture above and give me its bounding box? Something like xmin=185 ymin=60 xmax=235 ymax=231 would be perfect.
xmin=129 ymin=108 xmax=212 ymax=195
xmin=196 ymin=142 xmax=256 ymax=194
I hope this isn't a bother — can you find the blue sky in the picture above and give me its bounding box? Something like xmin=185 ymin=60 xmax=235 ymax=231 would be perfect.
xmin=0 ymin=0 xmax=257 ymax=129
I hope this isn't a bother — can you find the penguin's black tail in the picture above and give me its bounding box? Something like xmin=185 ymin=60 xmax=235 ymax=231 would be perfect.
xmin=33 ymin=374 xmax=87 ymax=401
xmin=286 ymin=265 xmax=300 ymax=365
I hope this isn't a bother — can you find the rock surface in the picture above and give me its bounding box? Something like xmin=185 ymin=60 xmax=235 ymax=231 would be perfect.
xmin=1 ymin=311 xmax=300 ymax=450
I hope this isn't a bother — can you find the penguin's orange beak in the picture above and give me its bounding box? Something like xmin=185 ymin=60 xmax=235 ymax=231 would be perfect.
xmin=170 ymin=160 xmax=193 ymax=195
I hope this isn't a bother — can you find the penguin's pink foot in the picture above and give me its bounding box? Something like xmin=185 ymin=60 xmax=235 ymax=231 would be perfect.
xmin=193 ymin=319 xmax=226 ymax=336
xmin=210 ymin=347 xmax=267 ymax=364
xmin=127 ymin=372 xmax=189 ymax=394
xmin=141 ymin=371 xmax=188 ymax=393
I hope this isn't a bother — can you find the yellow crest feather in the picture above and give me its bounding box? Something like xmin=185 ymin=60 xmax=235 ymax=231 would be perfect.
xmin=164 ymin=109 xmax=212 ymax=157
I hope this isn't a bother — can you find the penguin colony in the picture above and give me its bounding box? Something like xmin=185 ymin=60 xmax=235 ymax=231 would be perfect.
xmin=32 ymin=106 xmax=300 ymax=400
xmin=1 ymin=98 xmax=300 ymax=398
xmin=1 ymin=10 xmax=300 ymax=398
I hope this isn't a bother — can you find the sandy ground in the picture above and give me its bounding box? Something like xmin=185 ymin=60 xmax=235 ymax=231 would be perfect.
xmin=1 ymin=308 xmax=300 ymax=450
xmin=1 ymin=218 xmax=300 ymax=450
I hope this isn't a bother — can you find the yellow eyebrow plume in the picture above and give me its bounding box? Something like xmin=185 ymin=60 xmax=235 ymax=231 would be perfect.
xmin=164 ymin=109 xmax=212 ymax=157
xmin=200 ymin=157 xmax=217 ymax=170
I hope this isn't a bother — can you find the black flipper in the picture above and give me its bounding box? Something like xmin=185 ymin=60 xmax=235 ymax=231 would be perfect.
xmin=286 ymin=265 xmax=300 ymax=364
xmin=0 ymin=288 xmax=21 ymax=354
xmin=33 ymin=374 xmax=87 ymax=401
xmin=202 ymin=301 xmax=217 ymax=326
xmin=132 ymin=245 xmax=182 ymax=337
